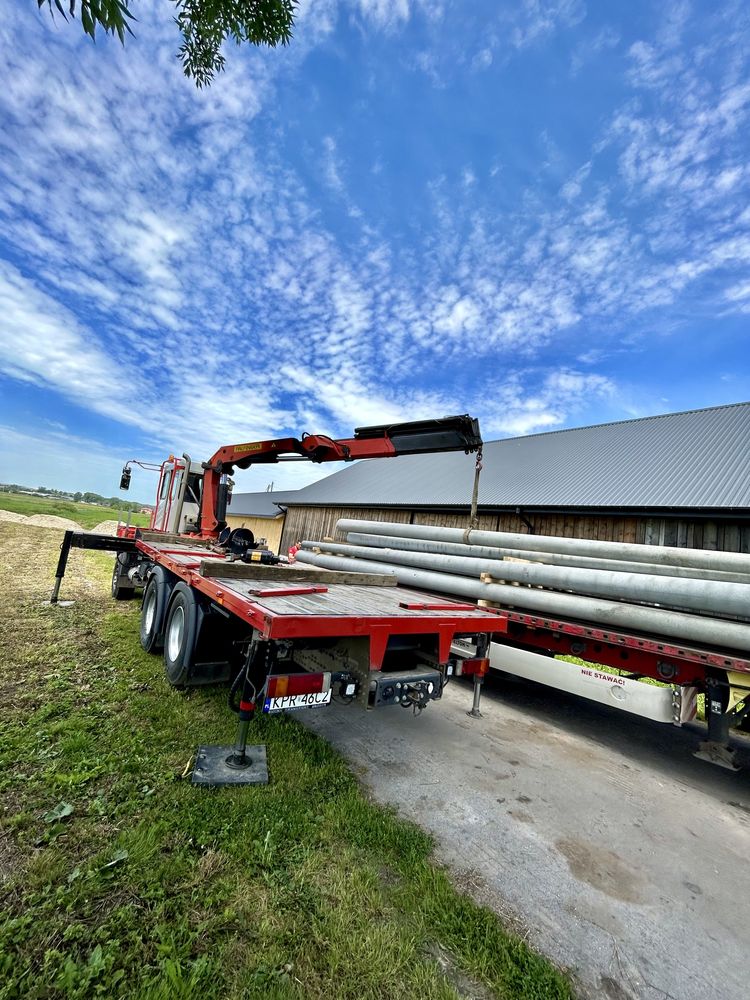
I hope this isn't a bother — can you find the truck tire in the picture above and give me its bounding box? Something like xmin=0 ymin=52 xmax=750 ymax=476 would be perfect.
xmin=163 ymin=583 xmax=200 ymax=688
xmin=140 ymin=566 xmax=172 ymax=654
xmin=111 ymin=558 xmax=134 ymax=601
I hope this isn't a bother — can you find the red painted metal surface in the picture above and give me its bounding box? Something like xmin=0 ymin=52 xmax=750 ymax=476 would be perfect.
xmin=503 ymin=610 xmax=750 ymax=684
xmin=248 ymin=585 xmax=329 ymax=598
xmin=133 ymin=538 xmax=750 ymax=685
xmin=150 ymin=462 xmax=167 ymax=531
xmin=134 ymin=538 xmax=507 ymax=670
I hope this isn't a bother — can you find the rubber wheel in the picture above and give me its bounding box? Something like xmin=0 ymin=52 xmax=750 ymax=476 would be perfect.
xmin=163 ymin=582 xmax=200 ymax=688
xmin=139 ymin=566 xmax=172 ymax=653
xmin=111 ymin=559 xmax=134 ymax=601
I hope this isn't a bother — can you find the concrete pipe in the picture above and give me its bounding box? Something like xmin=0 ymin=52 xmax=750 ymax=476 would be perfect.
xmin=336 ymin=519 xmax=750 ymax=575
xmin=306 ymin=540 xmax=750 ymax=619
xmin=296 ymin=549 xmax=750 ymax=652
xmin=344 ymin=531 xmax=750 ymax=585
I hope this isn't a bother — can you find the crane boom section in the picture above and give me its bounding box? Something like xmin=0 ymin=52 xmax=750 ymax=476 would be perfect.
xmin=200 ymin=415 xmax=482 ymax=536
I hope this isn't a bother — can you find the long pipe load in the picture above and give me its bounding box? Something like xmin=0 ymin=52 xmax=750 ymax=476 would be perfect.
xmin=345 ymin=531 xmax=750 ymax=585
xmin=336 ymin=519 xmax=750 ymax=575
xmin=304 ymin=540 xmax=750 ymax=619
xmin=295 ymin=549 xmax=750 ymax=652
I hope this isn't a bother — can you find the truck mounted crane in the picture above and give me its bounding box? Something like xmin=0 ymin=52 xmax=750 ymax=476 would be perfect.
xmin=115 ymin=414 xmax=483 ymax=546
xmin=49 ymin=415 xmax=502 ymax=786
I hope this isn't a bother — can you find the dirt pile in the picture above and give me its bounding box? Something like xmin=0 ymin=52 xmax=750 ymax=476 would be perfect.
xmin=0 ymin=510 xmax=28 ymax=524
xmin=22 ymin=514 xmax=82 ymax=530
xmin=90 ymin=521 xmax=120 ymax=535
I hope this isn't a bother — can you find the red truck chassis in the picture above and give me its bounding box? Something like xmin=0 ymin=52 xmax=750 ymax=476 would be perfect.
xmin=51 ymin=529 xmax=505 ymax=785
xmin=51 ymin=526 xmax=750 ymax=775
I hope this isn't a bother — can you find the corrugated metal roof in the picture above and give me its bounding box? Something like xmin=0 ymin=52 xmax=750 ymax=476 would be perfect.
xmin=280 ymin=402 xmax=750 ymax=511
xmin=228 ymin=490 xmax=297 ymax=518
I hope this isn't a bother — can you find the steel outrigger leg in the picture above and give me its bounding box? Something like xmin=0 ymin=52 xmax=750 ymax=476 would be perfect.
xmin=192 ymin=642 xmax=271 ymax=787
xmin=467 ymin=634 xmax=491 ymax=720
xmin=468 ymin=675 xmax=484 ymax=719
xmin=694 ymin=675 xmax=746 ymax=772
xmin=45 ymin=530 xmax=76 ymax=607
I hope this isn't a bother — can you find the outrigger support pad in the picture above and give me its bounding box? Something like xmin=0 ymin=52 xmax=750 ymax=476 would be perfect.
xmin=192 ymin=642 xmax=270 ymax=786
xmin=192 ymin=743 xmax=269 ymax=787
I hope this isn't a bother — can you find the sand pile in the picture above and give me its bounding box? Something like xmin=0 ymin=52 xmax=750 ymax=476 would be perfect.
xmin=90 ymin=521 xmax=120 ymax=535
xmin=24 ymin=514 xmax=82 ymax=530
xmin=0 ymin=510 xmax=28 ymax=524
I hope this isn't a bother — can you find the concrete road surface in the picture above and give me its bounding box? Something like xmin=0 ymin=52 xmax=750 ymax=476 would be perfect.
xmin=303 ymin=672 xmax=750 ymax=1000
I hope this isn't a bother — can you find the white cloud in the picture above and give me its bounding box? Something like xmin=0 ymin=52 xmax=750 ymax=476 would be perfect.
xmin=510 ymin=0 xmax=586 ymax=50
xmin=355 ymin=0 xmax=411 ymax=31
xmin=322 ymin=135 xmax=346 ymax=194
xmin=570 ymin=25 xmax=619 ymax=75
xmin=559 ymin=161 xmax=591 ymax=201
xmin=0 ymin=424 xmax=155 ymax=499
xmin=472 ymin=48 xmax=493 ymax=71
xmin=1 ymin=0 xmax=749 ymax=502
xmin=433 ymin=294 xmax=481 ymax=336
xmin=725 ymin=280 xmax=750 ymax=302
xmin=483 ymin=370 xmax=616 ymax=436
xmin=0 ymin=262 xmax=145 ymax=427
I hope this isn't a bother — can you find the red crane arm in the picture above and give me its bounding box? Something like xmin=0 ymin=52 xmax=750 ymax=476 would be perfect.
xmin=199 ymin=415 xmax=482 ymax=537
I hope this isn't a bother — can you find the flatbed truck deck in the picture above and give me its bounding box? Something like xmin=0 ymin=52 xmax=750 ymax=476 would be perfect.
xmin=136 ymin=536 xmax=505 ymax=654
xmin=51 ymin=528 xmax=505 ymax=785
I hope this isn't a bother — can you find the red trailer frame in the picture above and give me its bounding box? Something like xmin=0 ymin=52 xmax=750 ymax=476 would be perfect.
xmin=135 ymin=536 xmax=507 ymax=668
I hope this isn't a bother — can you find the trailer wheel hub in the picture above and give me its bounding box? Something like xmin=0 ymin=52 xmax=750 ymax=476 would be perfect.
xmin=144 ymin=588 xmax=157 ymax=633
xmin=167 ymin=605 xmax=185 ymax=661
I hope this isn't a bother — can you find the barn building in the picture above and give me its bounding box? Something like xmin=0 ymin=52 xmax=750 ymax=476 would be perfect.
xmin=228 ymin=402 xmax=750 ymax=556
xmin=225 ymin=490 xmax=296 ymax=554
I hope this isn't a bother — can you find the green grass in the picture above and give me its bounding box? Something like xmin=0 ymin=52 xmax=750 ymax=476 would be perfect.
xmin=0 ymin=493 xmax=150 ymax=530
xmin=0 ymin=524 xmax=572 ymax=1000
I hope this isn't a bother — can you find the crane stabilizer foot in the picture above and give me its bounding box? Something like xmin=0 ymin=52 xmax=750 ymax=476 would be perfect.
xmin=693 ymin=741 xmax=741 ymax=772
xmin=467 ymin=675 xmax=484 ymax=719
xmin=192 ymin=744 xmax=269 ymax=786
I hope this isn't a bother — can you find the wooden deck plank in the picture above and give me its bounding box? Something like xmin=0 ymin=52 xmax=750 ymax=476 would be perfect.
xmin=199 ymin=560 xmax=397 ymax=586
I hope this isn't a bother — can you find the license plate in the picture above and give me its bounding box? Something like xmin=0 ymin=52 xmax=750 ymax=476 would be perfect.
xmin=263 ymin=690 xmax=332 ymax=713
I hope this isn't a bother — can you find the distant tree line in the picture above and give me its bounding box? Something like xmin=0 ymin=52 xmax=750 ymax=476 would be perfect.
xmin=0 ymin=483 xmax=147 ymax=513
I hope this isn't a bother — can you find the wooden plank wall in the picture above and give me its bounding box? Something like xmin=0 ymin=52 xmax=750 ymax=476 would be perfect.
xmin=281 ymin=506 xmax=412 ymax=553
xmin=281 ymin=507 xmax=750 ymax=553
xmin=225 ymin=513 xmax=285 ymax=554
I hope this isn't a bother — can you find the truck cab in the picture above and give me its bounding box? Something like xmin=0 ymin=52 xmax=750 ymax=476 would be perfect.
xmin=151 ymin=455 xmax=206 ymax=535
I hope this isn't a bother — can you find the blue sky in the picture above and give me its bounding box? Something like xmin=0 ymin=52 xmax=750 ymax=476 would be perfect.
xmin=1 ymin=0 xmax=749 ymax=503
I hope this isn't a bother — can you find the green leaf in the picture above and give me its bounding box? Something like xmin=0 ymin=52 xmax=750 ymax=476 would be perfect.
xmin=81 ymin=5 xmax=95 ymax=37
xmin=101 ymin=847 xmax=129 ymax=868
xmin=44 ymin=801 xmax=74 ymax=823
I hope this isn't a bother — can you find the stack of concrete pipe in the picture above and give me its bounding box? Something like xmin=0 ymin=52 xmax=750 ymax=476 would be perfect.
xmin=295 ymin=519 xmax=750 ymax=651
